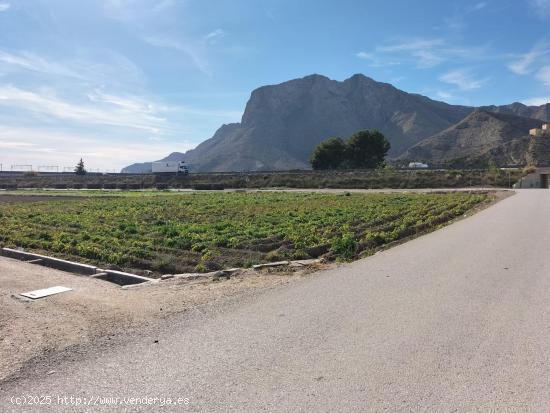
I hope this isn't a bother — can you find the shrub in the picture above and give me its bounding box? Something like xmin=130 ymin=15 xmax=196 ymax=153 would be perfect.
xmin=331 ymin=233 xmax=357 ymax=261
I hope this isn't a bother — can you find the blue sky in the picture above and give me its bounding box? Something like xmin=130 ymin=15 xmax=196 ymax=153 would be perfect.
xmin=0 ymin=0 xmax=550 ymax=170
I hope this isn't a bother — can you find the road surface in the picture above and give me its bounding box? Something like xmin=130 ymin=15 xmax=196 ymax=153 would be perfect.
xmin=2 ymin=189 xmax=550 ymax=412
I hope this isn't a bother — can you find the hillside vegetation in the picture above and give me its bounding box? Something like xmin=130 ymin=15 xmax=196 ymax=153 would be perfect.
xmin=401 ymin=110 xmax=542 ymax=167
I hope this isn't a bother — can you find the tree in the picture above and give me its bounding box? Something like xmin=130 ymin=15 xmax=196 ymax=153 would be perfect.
xmin=310 ymin=130 xmax=391 ymax=170
xmin=345 ymin=129 xmax=390 ymax=169
xmin=310 ymin=137 xmax=347 ymax=170
xmin=74 ymin=158 xmax=87 ymax=175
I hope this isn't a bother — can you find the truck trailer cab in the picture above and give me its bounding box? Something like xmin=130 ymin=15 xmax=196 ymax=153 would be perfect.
xmin=152 ymin=161 xmax=189 ymax=174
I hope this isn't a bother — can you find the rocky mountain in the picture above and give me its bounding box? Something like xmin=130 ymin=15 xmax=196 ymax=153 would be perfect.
xmin=400 ymin=110 xmax=544 ymax=167
xmin=121 ymin=74 xmax=550 ymax=173
xmin=122 ymin=74 xmax=474 ymax=172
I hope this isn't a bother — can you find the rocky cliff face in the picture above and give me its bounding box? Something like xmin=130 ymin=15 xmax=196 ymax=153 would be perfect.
xmin=132 ymin=74 xmax=473 ymax=172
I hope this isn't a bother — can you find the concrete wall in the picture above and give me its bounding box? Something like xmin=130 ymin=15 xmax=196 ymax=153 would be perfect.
xmin=514 ymin=167 xmax=550 ymax=189
xmin=515 ymin=173 xmax=541 ymax=189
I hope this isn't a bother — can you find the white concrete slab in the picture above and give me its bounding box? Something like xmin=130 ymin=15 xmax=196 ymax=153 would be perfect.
xmin=20 ymin=286 xmax=72 ymax=299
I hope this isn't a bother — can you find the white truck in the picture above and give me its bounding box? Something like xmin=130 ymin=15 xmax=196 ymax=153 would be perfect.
xmin=408 ymin=162 xmax=429 ymax=169
xmin=152 ymin=161 xmax=189 ymax=174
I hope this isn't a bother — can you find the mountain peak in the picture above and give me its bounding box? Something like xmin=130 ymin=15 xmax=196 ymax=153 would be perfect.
xmin=302 ymin=73 xmax=331 ymax=81
xmin=346 ymin=73 xmax=374 ymax=82
xmin=180 ymin=73 xmax=474 ymax=171
xmin=466 ymin=108 xmax=498 ymax=119
xmin=122 ymin=74 xmax=550 ymax=173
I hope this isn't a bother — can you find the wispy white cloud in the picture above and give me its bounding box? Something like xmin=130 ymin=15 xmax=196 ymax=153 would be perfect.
xmin=443 ymin=2 xmax=488 ymax=31
xmin=468 ymin=2 xmax=488 ymax=12
xmin=509 ymin=51 xmax=542 ymax=75
xmin=0 ymin=2 xmax=240 ymax=170
xmin=0 ymin=45 xmax=240 ymax=153
xmin=204 ymin=29 xmax=226 ymax=45
xmin=103 ymin=0 xmax=175 ymax=22
xmin=0 ymin=82 xmax=241 ymax=169
xmin=0 ymin=3 xmax=10 ymax=12
xmin=0 ymin=49 xmax=84 ymax=79
xmin=389 ymin=76 xmax=405 ymax=84
xmin=421 ymin=86 xmax=472 ymax=105
xmin=143 ymin=35 xmax=211 ymax=76
xmin=0 ymin=48 xmax=146 ymax=89
xmin=0 ymin=85 xmax=167 ymax=134
xmin=354 ymin=52 xmax=401 ymax=67
xmin=508 ymin=41 xmax=550 ymax=75
xmin=355 ymin=51 xmax=373 ymax=60
xmin=88 ymin=88 xmax=241 ymax=119
xmin=522 ymin=96 xmax=550 ymax=105
xmin=104 ymin=0 xmax=217 ymax=77
xmin=377 ymin=38 xmax=446 ymax=68
xmin=536 ymin=65 xmax=550 ymax=87
xmin=357 ymin=37 xmax=488 ymax=69
xmin=439 ymin=69 xmax=489 ymax=90
xmin=528 ymin=0 xmax=550 ymax=18
xmin=376 ymin=38 xmax=445 ymax=53
xmin=436 ymin=90 xmax=455 ymax=101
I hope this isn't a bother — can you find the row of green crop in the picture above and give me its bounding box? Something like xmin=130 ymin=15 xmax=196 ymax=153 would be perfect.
xmin=0 ymin=192 xmax=487 ymax=274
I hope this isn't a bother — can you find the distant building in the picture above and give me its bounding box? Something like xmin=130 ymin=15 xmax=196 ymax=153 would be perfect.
xmin=530 ymin=123 xmax=550 ymax=137
xmin=520 ymin=123 xmax=550 ymax=188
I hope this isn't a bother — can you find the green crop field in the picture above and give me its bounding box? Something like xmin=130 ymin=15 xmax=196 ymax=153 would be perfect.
xmin=0 ymin=191 xmax=488 ymax=276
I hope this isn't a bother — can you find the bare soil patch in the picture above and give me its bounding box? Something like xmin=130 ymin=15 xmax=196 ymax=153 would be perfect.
xmin=0 ymin=256 xmax=326 ymax=382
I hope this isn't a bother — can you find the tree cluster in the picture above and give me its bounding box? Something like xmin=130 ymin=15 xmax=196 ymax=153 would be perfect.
xmin=310 ymin=129 xmax=390 ymax=170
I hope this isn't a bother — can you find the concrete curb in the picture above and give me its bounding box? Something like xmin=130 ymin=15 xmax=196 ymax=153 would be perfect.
xmin=94 ymin=269 xmax=154 ymax=286
xmin=163 ymin=270 xmax=225 ymax=282
xmin=252 ymin=261 xmax=290 ymax=270
xmin=1 ymin=247 xmax=154 ymax=286
xmin=2 ymin=247 xmax=323 ymax=288
xmin=121 ymin=280 xmax=160 ymax=289
xmin=158 ymin=260 xmax=322 ymax=282
xmin=1 ymin=248 xmax=98 ymax=275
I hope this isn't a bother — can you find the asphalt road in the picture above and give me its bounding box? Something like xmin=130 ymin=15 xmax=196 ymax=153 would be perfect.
xmin=2 ymin=189 xmax=550 ymax=412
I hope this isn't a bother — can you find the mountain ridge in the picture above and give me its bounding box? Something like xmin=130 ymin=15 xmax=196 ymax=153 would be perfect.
xmin=122 ymin=74 xmax=550 ymax=173
xmin=400 ymin=110 xmax=545 ymax=167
